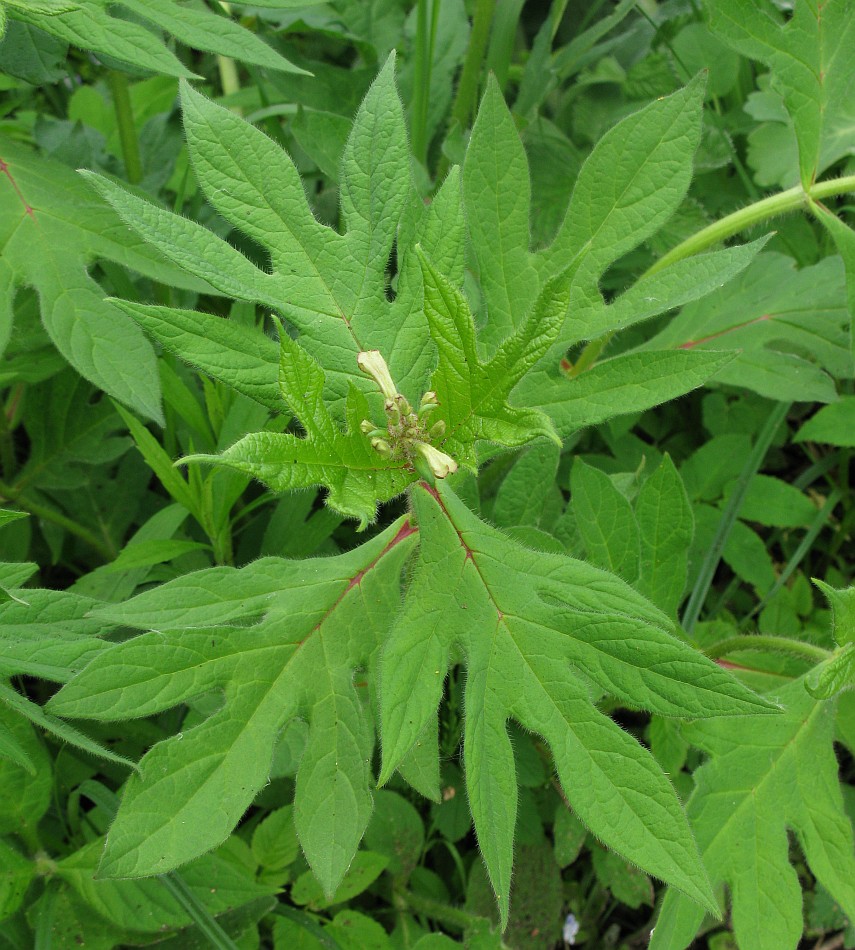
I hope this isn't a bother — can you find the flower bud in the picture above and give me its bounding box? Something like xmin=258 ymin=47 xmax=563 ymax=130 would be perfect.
xmin=413 ymin=441 xmax=458 ymax=479
xmin=357 ymin=350 xmax=398 ymax=401
xmin=428 ymin=419 xmax=446 ymax=440
xmin=371 ymin=437 xmax=393 ymax=457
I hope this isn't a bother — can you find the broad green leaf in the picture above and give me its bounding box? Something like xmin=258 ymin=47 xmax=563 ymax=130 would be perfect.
xmin=570 ymin=459 xmax=639 ymax=582
xmin=106 ymin=59 xmax=462 ymax=419
xmin=708 ymin=0 xmax=855 ymax=188
xmin=462 ymin=75 xmax=539 ymax=350
xmin=9 ymin=0 xmax=194 ymax=78
xmin=184 ymin=333 xmax=413 ymax=528
xmin=119 ymin=0 xmax=307 ymax=75
xmin=364 ymin=791 xmax=424 ymax=878
xmin=644 ymin=253 xmax=848 ymax=402
xmin=652 ymin=681 xmax=855 ymax=950
xmin=566 ymin=237 xmax=770 ymax=346
xmin=380 ymin=483 xmax=776 ymax=925
xmin=178 ymin=59 xmax=422 ymax=408
xmin=635 ymin=456 xmax=693 ymax=618
xmin=0 ymin=588 xmax=110 ymax=682
xmin=518 ymin=350 xmax=736 ymax=438
xmin=80 ymin=172 xmax=288 ymax=312
xmin=418 ymin=251 xmax=566 ymax=468
xmin=491 ymin=443 xmax=560 ymax=529
xmin=538 ymin=74 xmax=706 ymax=299
xmin=50 ymin=517 xmax=417 ymax=893
xmin=795 ymin=396 xmax=855 ymax=446
xmin=726 ymin=474 xmax=817 ymax=529
xmin=0 ymin=137 xmax=170 ymax=422
xmin=110 ymin=300 xmax=282 ymax=412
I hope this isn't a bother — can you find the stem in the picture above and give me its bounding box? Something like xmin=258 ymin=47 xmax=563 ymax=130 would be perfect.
xmin=450 ymin=0 xmax=495 ymax=128
xmin=436 ymin=0 xmax=496 ymax=179
xmin=706 ymin=635 xmax=830 ymax=664
xmin=108 ymin=70 xmax=142 ymax=185
xmin=646 ymin=173 xmax=855 ymax=278
xmin=395 ymin=887 xmax=491 ymax=933
xmin=681 ymin=401 xmax=790 ymax=634
xmin=411 ymin=0 xmax=440 ymax=165
xmin=567 ymin=173 xmax=855 ymax=374
xmin=0 ymin=480 xmax=114 ymax=560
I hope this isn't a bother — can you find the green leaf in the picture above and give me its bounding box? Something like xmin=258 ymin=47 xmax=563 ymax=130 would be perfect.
xmin=708 ymin=0 xmax=855 ymax=188
xmin=0 ymin=588 xmax=110 ymax=682
xmin=726 ymin=474 xmax=817 ymax=529
xmin=795 ymin=396 xmax=855 ymax=446
xmin=651 ymin=681 xmax=855 ymax=950
xmin=184 ymin=333 xmax=413 ymax=528
xmin=9 ymin=0 xmax=195 ymax=78
xmin=809 ymin=199 xmax=855 ymax=367
xmin=805 ymin=643 xmax=855 ymax=699
xmin=177 ymin=57 xmax=430 ymax=409
xmin=119 ymin=0 xmax=308 ymax=75
xmin=418 ymin=250 xmax=566 ymax=468
xmin=0 ymin=681 xmax=134 ymax=770
xmin=364 ymin=790 xmax=424 ymax=878
xmin=519 ymin=350 xmax=736 ymax=438
xmin=644 ymin=253 xmax=848 ymax=402
xmin=291 ymin=851 xmax=389 ymax=909
xmin=491 ymin=443 xmax=560 ymax=530
xmin=635 ymin=455 xmax=694 ymax=618
xmin=538 ymin=74 xmax=706 ymax=299
xmin=462 ymin=75 xmax=539 ymax=351
xmin=380 ymin=483 xmax=777 ymax=925
xmin=101 ymin=539 xmax=209 ymax=575
xmin=110 ymin=299 xmax=283 ymax=412
xmin=0 ymin=509 xmax=27 ymax=530
xmin=814 ymin=579 xmax=855 ymax=646
xmin=569 ymin=237 xmax=770 ymax=346
xmin=570 ymin=459 xmax=640 ymax=582
xmin=0 ymin=137 xmax=165 ymax=422
xmin=80 ymin=171 xmax=287 ymax=312
xmin=50 ymin=517 xmax=417 ymax=894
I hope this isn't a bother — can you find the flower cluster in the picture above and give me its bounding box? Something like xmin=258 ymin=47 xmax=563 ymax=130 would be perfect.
xmin=357 ymin=350 xmax=457 ymax=480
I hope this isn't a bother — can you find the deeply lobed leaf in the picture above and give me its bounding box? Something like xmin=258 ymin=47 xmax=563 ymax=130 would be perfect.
xmin=379 ymin=482 xmax=777 ymax=925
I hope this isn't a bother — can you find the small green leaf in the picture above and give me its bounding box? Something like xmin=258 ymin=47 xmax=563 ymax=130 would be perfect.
xmin=184 ymin=334 xmax=413 ymax=527
xmin=570 ymin=459 xmax=640 ymax=582
xmin=418 ymin=250 xmax=566 ymax=468
xmin=805 ymin=643 xmax=855 ymax=699
xmin=796 ymin=397 xmax=855 ymax=447
xmin=635 ymin=455 xmax=694 ymax=618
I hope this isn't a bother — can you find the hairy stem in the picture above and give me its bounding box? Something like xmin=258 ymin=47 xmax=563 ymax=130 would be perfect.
xmin=108 ymin=70 xmax=142 ymax=185
xmin=647 ymin=173 xmax=855 ymax=277
xmin=569 ymin=173 xmax=855 ymax=375
xmin=394 ymin=887 xmax=493 ymax=933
